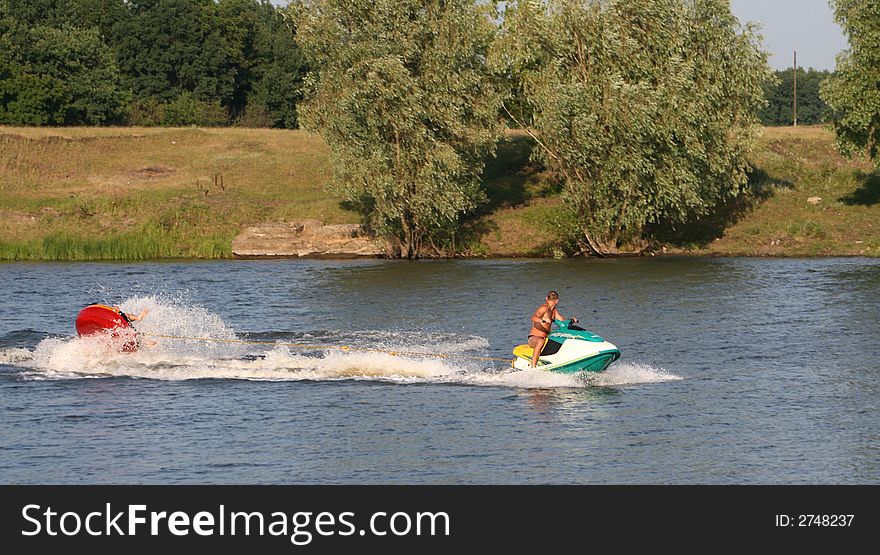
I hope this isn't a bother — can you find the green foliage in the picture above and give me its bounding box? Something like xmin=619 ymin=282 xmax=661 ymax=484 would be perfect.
xmin=2 ymin=0 xmax=126 ymax=34
xmin=126 ymin=98 xmax=165 ymax=126
xmin=219 ymin=0 xmax=307 ymax=126
xmin=113 ymin=0 xmax=306 ymax=127
xmin=115 ymin=0 xmax=237 ymax=104
xmin=34 ymin=228 xmax=230 ymax=260
xmin=246 ymin=52 xmax=306 ymax=128
xmin=491 ymin=0 xmax=771 ymax=255
xmin=161 ymin=91 xmax=228 ymax=126
xmin=760 ymin=67 xmax=832 ymax=126
xmin=0 ymin=223 xmax=231 ymax=261
xmin=0 ymin=19 xmax=130 ymax=125
xmin=0 ymin=0 xmax=306 ymax=128
xmin=821 ymin=0 xmax=880 ymax=162
xmin=297 ymin=0 xmax=506 ymax=258
xmin=69 ymin=0 xmax=129 ymax=41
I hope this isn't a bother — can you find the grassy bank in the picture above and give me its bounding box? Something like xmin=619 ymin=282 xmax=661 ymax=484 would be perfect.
xmin=0 ymin=125 xmax=877 ymax=259
xmin=683 ymin=126 xmax=880 ymax=257
xmin=0 ymin=126 xmax=351 ymax=260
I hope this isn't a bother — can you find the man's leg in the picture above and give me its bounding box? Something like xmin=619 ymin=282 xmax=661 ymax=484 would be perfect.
xmin=528 ymin=336 xmax=543 ymax=368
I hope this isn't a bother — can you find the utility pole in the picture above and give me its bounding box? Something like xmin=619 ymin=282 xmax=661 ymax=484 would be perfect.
xmin=793 ymin=51 xmax=798 ymax=127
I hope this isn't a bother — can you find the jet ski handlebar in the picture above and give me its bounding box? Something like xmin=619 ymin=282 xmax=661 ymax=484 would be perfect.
xmin=556 ymin=318 xmax=586 ymax=331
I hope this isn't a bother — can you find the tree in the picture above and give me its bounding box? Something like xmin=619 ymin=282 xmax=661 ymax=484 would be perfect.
xmin=0 ymin=18 xmax=129 ymax=125
xmin=0 ymin=0 xmax=306 ymax=127
xmin=71 ymin=0 xmax=128 ymax=43
xmin=491 ymin=0 xmax=771 ymax=256
xmin=161 ymin=90 xmax=227 ymax=125
xmin=0 ymin=0 xmax=129 ymax=125
xmin=296 ymin=0 xmax=506 ymax=258
xmin=216 ymin=0 xmax=306 ymax=126
xmin=2 ymin=0 xmax=127 ymax=42
xmin=114 ymin=0 xmax=305 ymax=127
xmin=115 ymin=0 xmax=238 ymax=106
xmin=821 ymin=0 xmax=880 ymax=161
xmin=760 ymin=67 xmax=831 ymax=126
xmin=244 ymin=4 xmax=306 ymax=128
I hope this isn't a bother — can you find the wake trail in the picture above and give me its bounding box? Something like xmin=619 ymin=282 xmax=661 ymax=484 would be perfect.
xmin=1 ymin=296 xmax=680 ymax=388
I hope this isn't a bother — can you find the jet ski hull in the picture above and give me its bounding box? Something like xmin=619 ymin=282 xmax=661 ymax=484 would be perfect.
xmin=511 ymin=320 xmax=620 ymax=374
xmin=512 ymin=347 xmax=620 ymax=373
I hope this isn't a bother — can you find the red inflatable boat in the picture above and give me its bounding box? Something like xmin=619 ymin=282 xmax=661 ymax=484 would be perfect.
xmin=75 ymin=304 xmax=139 ymax=352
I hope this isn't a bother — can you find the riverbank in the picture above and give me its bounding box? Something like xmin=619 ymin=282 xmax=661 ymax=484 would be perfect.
xmin=1 ymin=125 xmax=877 ymax=259
xmin=0 ymin=126 xmax=351 ymax=260
xmin=667 ymin=126 xmax=880 ymax=257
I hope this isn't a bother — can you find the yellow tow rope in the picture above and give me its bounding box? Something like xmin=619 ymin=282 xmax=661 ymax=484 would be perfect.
xmin=140 ymin=333 xmax=512 ymax=363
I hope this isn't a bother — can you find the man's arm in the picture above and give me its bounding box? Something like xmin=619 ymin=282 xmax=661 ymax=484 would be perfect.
xmin=531 ymin=306 xmax=551 ymax=328
xmin=553 ymin=309 xmax=577 ymax=323
xmin=128 ymin=308 xmax=149 ymax=322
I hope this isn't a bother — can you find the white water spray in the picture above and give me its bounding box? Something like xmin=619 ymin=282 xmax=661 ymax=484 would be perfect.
xmin=1 ymin=297 xmax=680 ymax=388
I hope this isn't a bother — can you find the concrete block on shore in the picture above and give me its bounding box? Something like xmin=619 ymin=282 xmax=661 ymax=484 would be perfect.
xmin=232 ymin=220 xmax=384 ymax=259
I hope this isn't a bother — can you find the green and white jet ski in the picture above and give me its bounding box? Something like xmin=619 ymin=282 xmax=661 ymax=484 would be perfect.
xmin=512 ymin=319 xmax=620 ymax=374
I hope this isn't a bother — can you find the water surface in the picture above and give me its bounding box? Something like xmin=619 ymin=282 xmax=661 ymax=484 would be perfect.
xmin=1 ymin=257 xmax=877 ymax=483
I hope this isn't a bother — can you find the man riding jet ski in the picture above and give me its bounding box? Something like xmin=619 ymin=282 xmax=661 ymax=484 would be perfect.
xmin=512 ymin=318 xmax=620 ymax=373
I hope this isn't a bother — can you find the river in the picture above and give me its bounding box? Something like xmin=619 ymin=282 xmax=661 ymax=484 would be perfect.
xmin=1 ymin=257 xmax=878 ymax=484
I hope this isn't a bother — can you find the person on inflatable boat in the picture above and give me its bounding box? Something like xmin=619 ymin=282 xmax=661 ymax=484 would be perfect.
xmin=113 ymin=306 xmax=156 ymax=348
xmin=113 ymin=306 xmax=156 ymax=347
xmin=117 ymin=307 xmax=149 ymax=324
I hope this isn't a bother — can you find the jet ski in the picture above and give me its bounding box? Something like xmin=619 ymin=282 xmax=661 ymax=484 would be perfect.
xmin=512 ymin=319 xmax=620 ymax=374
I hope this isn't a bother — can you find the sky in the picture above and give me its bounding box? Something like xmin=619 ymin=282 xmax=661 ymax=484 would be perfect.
xmin=730 ymin=0 xmax=847 ymax=71
xmin=272 ymin=1 xmax=849 ymax=72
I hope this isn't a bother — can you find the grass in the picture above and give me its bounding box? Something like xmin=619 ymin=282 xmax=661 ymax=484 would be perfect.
xmin=471 ymin=125 xmax=880 ymax=258
xmin=0 ymin=124 xmax=878 ymax=259
xmin=0 ymin=126 xmax=351 ymax=259
xmin=669 ymin=126 xmax=880 ymax=257
xmin=468 ymin=130 xmax=570 ymax=257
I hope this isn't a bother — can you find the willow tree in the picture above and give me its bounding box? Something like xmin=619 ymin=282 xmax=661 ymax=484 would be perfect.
xmin=821 ymin=0 xmax=880 ymax=162
xmin=491 ymin=0 xmax=770 ymax=256
xmin=295 ymin=0 xmax=505 ymax=259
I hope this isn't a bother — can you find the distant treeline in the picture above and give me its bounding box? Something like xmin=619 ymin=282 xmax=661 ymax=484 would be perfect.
xmin=759 ymin=67 xmax=832 ymax=127
xmin=0 ymin=0 xmax=837 ymax=130
xmin=0 ymin=0 xmax=305 ymax=127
